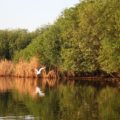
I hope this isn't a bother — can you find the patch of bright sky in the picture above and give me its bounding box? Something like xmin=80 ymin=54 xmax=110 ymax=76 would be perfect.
xmin=0 ymin=0 xmax=80 ymax=31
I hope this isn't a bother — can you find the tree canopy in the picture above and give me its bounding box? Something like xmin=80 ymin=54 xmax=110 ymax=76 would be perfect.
xmin=0 ymin=0 xmax=120 ymax=74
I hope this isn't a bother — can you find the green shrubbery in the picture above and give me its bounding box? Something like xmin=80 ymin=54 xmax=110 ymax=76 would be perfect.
xmin=0 ymin=0 xmax=120 ymax=74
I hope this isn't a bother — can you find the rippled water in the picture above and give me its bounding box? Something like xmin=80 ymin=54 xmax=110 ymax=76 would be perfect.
xmin=0 ymin=78 xmax=120 ymax=120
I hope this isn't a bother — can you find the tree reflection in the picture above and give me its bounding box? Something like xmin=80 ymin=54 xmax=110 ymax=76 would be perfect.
xmin=0 ymin=78 xmax=120 ymax=120
xmin=98 ymin=87 xmax=120 ymax=120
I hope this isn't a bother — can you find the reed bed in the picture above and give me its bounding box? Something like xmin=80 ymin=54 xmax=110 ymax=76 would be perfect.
xmin=0 ymin=57 xmax=58 ymax=78
xmin=47 ymin=70 xmax=57 ymax=79
xmin=0 ymin=60 xmax=14 ymax=76
xmin=14 ymin=57 xmax=40 ymax=78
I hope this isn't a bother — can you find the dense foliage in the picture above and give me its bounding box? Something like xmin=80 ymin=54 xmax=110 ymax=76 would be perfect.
xmin=0 ymin=0 xmax=120 ymax=74
xmin=0 ymin=29 xmax=40 ymax=59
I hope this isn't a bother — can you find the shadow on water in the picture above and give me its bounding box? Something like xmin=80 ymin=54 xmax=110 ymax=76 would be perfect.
xmin=0 ymin=77 xmax=120 ymax=120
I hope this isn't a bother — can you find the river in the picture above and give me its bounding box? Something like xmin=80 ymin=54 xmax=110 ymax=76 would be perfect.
xmin=0 ymin=78 xmax=120 ymax=120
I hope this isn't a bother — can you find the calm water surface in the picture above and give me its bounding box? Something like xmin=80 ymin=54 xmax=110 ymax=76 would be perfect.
xmin=0 ymin=78 xmax=120 ymax=120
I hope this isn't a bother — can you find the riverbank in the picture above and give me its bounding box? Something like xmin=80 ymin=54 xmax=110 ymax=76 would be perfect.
xmin=0 ymin=58 xmax=119 ymax=80
xmin=0 ymin=58 xmax=58 ymax=79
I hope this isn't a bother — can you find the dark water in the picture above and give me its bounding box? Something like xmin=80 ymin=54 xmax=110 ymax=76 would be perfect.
xmin=0 ymin=78 xmax=120 ymax=120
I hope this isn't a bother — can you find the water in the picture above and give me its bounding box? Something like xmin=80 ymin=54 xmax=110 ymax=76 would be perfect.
xmin=0 ymin=78 xmax=120 ymax=120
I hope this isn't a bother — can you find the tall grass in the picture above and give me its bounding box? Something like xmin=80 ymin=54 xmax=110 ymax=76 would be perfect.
xmin=0 ymin=57 xmax=58 ymax=78
xmin=14 ymin=57 xmax=40 ymax=78
xmin=0 ymin=60 xmax=14 ymax=76
xmin=47 ymin=70 xmax=57 ymax=79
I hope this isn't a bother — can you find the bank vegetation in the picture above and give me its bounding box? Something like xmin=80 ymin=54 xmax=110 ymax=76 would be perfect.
xmin=0 ymin=0 xmax=119 ymax=78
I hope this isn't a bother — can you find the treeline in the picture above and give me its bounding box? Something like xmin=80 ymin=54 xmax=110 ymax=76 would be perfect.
xmin=0 ymin=0 xmax=120 ymax=76
xmin=0 ymin=29 xmax=42 ymax=59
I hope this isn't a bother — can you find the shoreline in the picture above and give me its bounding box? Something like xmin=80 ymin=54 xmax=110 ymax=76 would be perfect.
xmin=0 ymin=75 xmax=119 ymax=80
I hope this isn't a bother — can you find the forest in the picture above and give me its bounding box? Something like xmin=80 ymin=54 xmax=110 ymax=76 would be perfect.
xmin=0 ymin=0 xmax=120 ymax=77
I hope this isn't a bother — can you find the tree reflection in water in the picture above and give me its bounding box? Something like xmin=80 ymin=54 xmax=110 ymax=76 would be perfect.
xmin=0 ymin=78 xmax=120 ymax=120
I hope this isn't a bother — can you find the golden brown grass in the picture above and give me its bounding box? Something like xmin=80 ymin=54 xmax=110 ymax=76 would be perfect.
xmin=0 ymin=57 xmax=58 ymax=78
xmin=14 ymin=57 xmax=40 ymax=78
xmin=0 ymin=57 xmax=40 ymax=78
xmin=47 ymin=70 xmax=57 ymax=79
xmin=0 ymin=60 xmax=14 ymax=76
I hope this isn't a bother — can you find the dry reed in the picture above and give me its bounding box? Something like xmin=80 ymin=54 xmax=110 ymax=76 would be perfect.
xmin=0 ymin=57 xmax=58 ymax=78
xmin=47 ymin=70 xmax=57 ymax=79
xmin=14 ymin=57 xmax=40 ymax=78
xmin=0 ymin=60 xmax=14 ymax=76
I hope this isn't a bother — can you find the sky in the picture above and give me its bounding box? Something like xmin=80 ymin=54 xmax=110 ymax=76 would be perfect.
xmin=0 ymin=0 xmax=80 ymax=31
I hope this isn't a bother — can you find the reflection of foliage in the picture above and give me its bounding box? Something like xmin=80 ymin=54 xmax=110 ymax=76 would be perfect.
xmin=0 ymin=91 xmax=30 ymax=116
xmin=52 ymin=84 xmax=98 ymax=120
xmin=12 ymin=89 xmax=60 ymax=120
xmin=0 ymin=92 xmax=11 ymax=115
xmin=0 ymin=84 xmax=120 ymax=120
xmin=98 ymin=87 xmax=120 ymax=120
